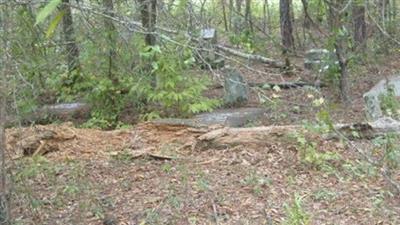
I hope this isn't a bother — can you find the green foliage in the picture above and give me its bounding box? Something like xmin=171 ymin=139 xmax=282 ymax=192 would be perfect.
xmin=292 ymin=130 xmax=341 ymax=171
xmin=110 ymin=149 xmax=135 ymax=163
xmin=229 ymin=30 xmax=256 ymax=53
xmin=242 ymin=170 xmax=271 ymax=196
xmin=46 ymin=11 xmax=64 ymax=38
xmin=35 ymin=0 xmax=62 ymax=25
xmin=373 ymin=134 xmax=400 ymax=170
xmin=379 ymin=85 xmax=400 ymax=119
xmin=136 ymin=45 xmax=220 ymax=118
xmin=312 ymin=189 xmax=337 ymax=202
xmin=14 ymin=156 xmax=60 ymax=182
xmin=283 ymin=194 xmax=311 ymax=225
xmin=342 ymin=160 xmax=378 ymax=179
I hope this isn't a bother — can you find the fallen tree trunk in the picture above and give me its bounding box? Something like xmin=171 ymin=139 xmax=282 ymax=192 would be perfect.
xmin=5 ymin=102 xmax=91 ymax=127
xmin=248 ymin=81 xmax=325 ymax=89
xmin=212 ymin=81 xmax=324 ymax=89
xmin=196 ymin=117 xmax=400 ymax=148
xmin=216 ymin=45 xmax=284 ymax=68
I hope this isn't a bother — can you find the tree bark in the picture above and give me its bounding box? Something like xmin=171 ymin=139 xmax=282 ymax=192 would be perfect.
xmin=279 ymin=0 xmax=295 ymax=53
xmin=139 ymin=0 xmax=157 ymax=46
xmin=0 ymin=3 xmax=10 ymax=224
xmin=229 ymin=0 xmax=234 ymax=29
xmin=327 ymin=0 xmax=350 ymax=103
xmin=103 ymin=0 xmax=117 ymax=79
xmin=61 ymin=0 xmax=80 ymax=75
xmin=352 ymin=2 xmax=367 ymax=50
xmin=244 ymin=0 xmax=253 ymax=31
xmin=197 ymin=117 xmax=400 ymax=149
xmin=236 ymin=0 xmax=242 ymax=14
xmin=221 ymin=0 xmax=229 ymax=31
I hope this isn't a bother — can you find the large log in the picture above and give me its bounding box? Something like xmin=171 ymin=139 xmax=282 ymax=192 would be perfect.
xmin=212 ymin=81 xmax=325 ymax=89
xmin=196 ymin=117 xmax=400 ymax=148
xmin=5 ymin=102 xmax=91 ymax=127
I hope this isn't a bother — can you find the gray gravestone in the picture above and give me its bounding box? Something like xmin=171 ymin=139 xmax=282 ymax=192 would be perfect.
xmin=363 ymin=76 xmax=400 ymax=120
xmin=197 ymin=28 xmax=224 ymax=69
xmin=304 ymin=49 xmax=336 ymax=72
xmin=223 ymin=68 xmax=249 ymax=106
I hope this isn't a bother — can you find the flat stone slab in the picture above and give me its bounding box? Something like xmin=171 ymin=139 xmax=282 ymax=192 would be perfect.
xmin=152 ymin=108 xmax=266 ymax=128
xmin=363 ymin=76 xmax=400 ymax=120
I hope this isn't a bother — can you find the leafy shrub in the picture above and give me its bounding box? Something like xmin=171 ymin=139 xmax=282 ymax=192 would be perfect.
xmin=228 ymin=29 xmax=255 ymax=53
xmin=284 ymin=194 xmax=311 ymax=225
xmin=293 ymin=132 xmax=340 ymax=170
xmin=136 ymin=45 xmax=220 ymax=118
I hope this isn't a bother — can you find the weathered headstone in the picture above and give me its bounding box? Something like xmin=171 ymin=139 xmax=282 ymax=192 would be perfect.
xmin=197 ymin=28 xmax=224 ymax=69
xmin=223 ymin=68 xmax=249 ymax=106
xmin=304 ymin=48 xmax=336 ymax=72
xmin=363 ymin=76 xmax=400 ymax=120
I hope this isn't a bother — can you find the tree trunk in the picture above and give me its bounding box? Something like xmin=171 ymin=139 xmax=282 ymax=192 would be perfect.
xmin=139 ymin=0 xmax=157 ymax=46
xmin=0 ymin=3 xmax=10 ymax=224
xmin=327 ymin=0 xmax=350 ymax=103
xmin=244 ymin=0 xmax=253 ymax=32
xmin=61 ymin=0 xmax=80 ymax=75
xmin=103 ymin=0 xmax=117 ymax=79
xmin=229 ymin=0 xmax=234 ymax=29
xmin=335 ymin=40 xmax=350 ymax=103
xmin=262 ymin=0 xmax=267 ymax=32
xmin=279 ymin=0 xmax=295 ymax=53
xmin=221 ymin=0 xmax=229 ymax=31
xmin=352 ymin=2 xmax=367 ymax=50
xmin=301 ymin=0 xmax=311 ymax=29
xmin=236 ymin=0 xmax=242 ymax=14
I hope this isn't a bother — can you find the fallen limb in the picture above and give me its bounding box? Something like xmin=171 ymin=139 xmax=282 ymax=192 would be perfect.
xmin=216 ymin=45 xmax=284 ymax=68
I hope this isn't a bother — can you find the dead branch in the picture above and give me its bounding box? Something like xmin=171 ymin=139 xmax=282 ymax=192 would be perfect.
xmin=216 ymin=45 xmax=284 ymax=68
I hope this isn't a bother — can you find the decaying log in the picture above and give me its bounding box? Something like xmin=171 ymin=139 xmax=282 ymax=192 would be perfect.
xmin=212 ymin=81 xmax=325 ymax=89
xmin=248 ymin=81 xmax=325 ymax=89
xmin=5 ymin=102 xmax=91 ymax=127
xmin=197 ymin=125 xmax=300 ymax=149
xmin=216 ymin=45 xmax=284 ymax=68
xmin=196 ymin=117 xmax=400 ymax=149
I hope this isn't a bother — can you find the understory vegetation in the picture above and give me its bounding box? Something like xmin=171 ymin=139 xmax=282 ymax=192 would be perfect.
xmin=1 ymin=0 xmax=400 ymax=224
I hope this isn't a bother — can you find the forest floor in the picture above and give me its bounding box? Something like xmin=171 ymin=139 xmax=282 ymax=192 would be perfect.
xmin=8 ymin=122 xmax=400 ymax=224
xmin=7 ymin=54 xmax=400 ymax=224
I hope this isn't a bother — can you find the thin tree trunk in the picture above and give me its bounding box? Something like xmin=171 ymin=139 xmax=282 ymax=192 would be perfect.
xmin=244 ymin=0 xmax=253 ymax=32
xmin=335 ymin=40 xmax=350 ymax=103
xmin=61 ymin=0 xmax=80 ymax=75
xmin=236 ymin=0 xmax=242 ymax=14
xmin=279 ymin=0 xmax=295 ymax=53
xmin=262 ymin=0 xmax=267 ymax=32
xmin=0 ymin=3 xmax=10 ymax=224
xmin=103 ymin=0 xmax=117 ymax=79
xmin=139 ymin=0 xmax=157 ymax=46
xmin=352 ymin=1 xmax=367 ymax=50
xmin=221 ymin=0 xmax=229 ymax=31
xmin=228 ymin=0 xmax=233 ymax=29
xmin=327 ymin=0 xmax=350 ymax=103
